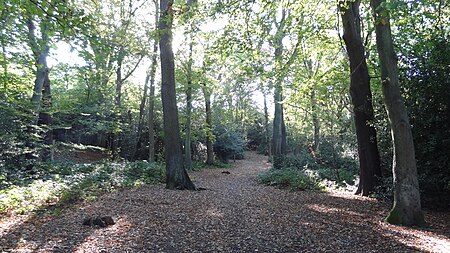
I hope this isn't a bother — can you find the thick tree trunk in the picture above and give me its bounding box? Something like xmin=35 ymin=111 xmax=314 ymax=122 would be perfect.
xmin=272 ymin=10 xmax=287 ymax=169
xmin=202 ymin=83 xmax=214 ymax=165
xmin=27 ymin=17 xmax=48 ymax=112
xmin=340 ymin=0 xmax=382 ymax=196
xmin=370 ymin=0 xmax=424 ymax=226
xmin=37 ymin=69 xmax=53 ymax=161
xmin=159 ymin=0 xmax=195 ymax=190
xmin=272 ymin=84 xmax=284 ymax=169
xmin=27 ymin=16 xmax=52 ymax=162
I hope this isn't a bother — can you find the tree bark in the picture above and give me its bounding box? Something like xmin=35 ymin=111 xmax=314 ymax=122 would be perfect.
xmin=148 ymin=0 xmax=159 ymax=162
xmin=159 ymin=0 xmax=195 ymax=190
xmin=370 ymin=0 xmax=424 ymax=226
xmin=184 ymin=34 xmax=194 ymax=170
xmin=311 ymin=88 xmax=320 ymax=152
xmin=148 ymin=55 xmax=157 ymax=162
xmin=340 ymin=0 xmax=382 ymax=196
xmin=263 ymin=91 xmax=272 ymax=161
xmin=37 ymin=68 xmax=53 ymax=161
xmin=202 ymin=82 xmax=214 ymax=165
xmin=27 ymin=17 xmax=49 ymax=112
xmin=27 ymin=15 xmax=52 ymax=162
xmin=272 ymin=9 xmax=288 ymax=169
xmin=133 ymin=69 xmax=150 ymax=160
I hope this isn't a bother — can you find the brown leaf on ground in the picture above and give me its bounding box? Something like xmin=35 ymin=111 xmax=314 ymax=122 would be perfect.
xmin=1 ymin=152 xmax=449 ymax=252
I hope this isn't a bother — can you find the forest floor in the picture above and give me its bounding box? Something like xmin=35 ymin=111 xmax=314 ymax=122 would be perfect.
xmin=1 ymin=152 xmax=450 ymax=252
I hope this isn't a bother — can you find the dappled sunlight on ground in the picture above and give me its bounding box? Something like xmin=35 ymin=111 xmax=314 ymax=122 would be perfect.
xmin=1 ymin=152 xmax=449 ymax=252
xmin=379 ymin=222 xmax=450 ymax=253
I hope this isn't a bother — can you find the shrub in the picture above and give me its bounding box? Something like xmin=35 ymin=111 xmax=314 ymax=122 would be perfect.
xmin=258 ymin=168 xmax=325 ymax=192
xmin=0 ymin=160 xmax=165 ymax=215
xmin=213 ymin=125 xmax=245 ymax=163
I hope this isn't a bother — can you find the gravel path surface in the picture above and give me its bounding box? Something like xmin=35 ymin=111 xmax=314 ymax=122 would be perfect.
xmin=1 ymin=152 xmax=449 ymax=252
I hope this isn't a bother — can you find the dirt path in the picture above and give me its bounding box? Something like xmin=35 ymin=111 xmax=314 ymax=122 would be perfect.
xmin=1 ymin=152 xmax=449 ymax=252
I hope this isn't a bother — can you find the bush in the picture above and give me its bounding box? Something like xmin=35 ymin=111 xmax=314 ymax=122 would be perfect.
xmin=213 ymin=125 xmax=245 ymax=163
xmin=0 ymin=160 xmax=165 ymax=215
xmin=258 ymin=168 xmax=325 ymax=192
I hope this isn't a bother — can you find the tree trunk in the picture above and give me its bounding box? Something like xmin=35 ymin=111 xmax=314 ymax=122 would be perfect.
xmin=272 ymin=9 xmax=288 ymax=169
xmin=202 ymin=83 xmax=214 ymax=165
xmin=111 ymin=58 xmax=123 ymax=160
xmin=340 ymin=0 xmax=382 ymax=196
xmin=148 ymin=56 xmax=157 ymax=162
xmin=27 ymin=17 xmax=48 ymax=112
xmin=26 ymin=16 xmax=52 ymax=162
xmin=263 ymin=91 xmax=272 ymax=161
xmin=159 ymin=0 xmax=195 ymax=190
xmin=37 ymin=68 xmax=53 ymax=161
xmin=311 ymin=89 xmax=320 ymax=152
xmin=148 ymin=0 xmax=159 ymax=162
xmin=133 ymin=70 xmax=150 ymax=160
xmin=370 ymin=0 xmax=424 ymax=226
xmin=272 ymin=83 xmax=284 ymax=169
xmin=184 ymin=34 xmax=194 ymax=170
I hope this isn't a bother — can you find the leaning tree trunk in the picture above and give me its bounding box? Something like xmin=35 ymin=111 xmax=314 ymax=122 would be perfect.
xmin=370 ymin=0 xmax=424 ymax=226
xmin=27 ymin=15 xmax=52 ymax=162
xmin=159 ymin=0 xmax=195 ymax=190
xmin=340 ymin=0 xmax=382 ymax=196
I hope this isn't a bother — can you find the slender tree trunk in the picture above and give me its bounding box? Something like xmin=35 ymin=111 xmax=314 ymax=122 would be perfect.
xmin=111 ymin=57 xmax=123 ymax=160
xmin=370 ymin=0 xmax=424 ymax=226
xmin=133 ymin=71 xmax=150 ymax=160
xmin=202 ymin=83 xmax=214 ymax=165
xmin=159 ymin=0 xmax=195 ymax=190
xmin=148 ymin=57 xmax=157 ymax=162
xmin=340 ymin=0 xmax=382 ymax=196
xmin=148 ymin=0 xmax=159 ymax=162
xmin=184 ymin=34 xmax=194 ymax=170
xmin=263 ymin=91 xmax=272 ymax=161
xmin=311 ymin=88 xmax=320 ymax=152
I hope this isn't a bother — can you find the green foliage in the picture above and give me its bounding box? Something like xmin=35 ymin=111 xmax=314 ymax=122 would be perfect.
xmin=402 ymin=36 xmax=450 ymax=208
xmin=258 ymin=168 xmax=325 ymax=192
xmin=213 ymin=125 xmax=245 ymax=163
xmin=0 ymin=160 xmax=165 ymax=215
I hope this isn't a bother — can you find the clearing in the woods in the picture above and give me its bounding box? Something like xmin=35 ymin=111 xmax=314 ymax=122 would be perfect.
xmin=1 ymin=152 xmax=449 ymax=252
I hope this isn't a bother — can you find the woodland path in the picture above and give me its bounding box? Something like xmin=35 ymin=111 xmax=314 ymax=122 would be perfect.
xmin=1 ymin=152 xmax=450 ymax=252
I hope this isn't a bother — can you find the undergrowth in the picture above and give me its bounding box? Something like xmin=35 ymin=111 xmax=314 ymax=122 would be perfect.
xmin=258 ymin=168 xmax=326 ymax=192
xmin=0 ymin=160 xmax=165 ymax=215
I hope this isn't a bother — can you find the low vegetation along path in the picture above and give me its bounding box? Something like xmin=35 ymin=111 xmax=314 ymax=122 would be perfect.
xmin=1 ymin=152 xmax=450 ymax=252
